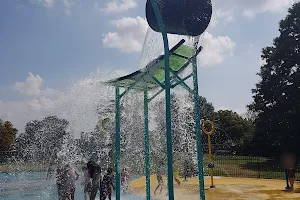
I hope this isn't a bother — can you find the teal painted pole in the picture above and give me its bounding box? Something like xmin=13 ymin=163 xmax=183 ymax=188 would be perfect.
xmin=192 ymin=40 xmax=206 ymax=200
xmin=144 ymin=88 xmax=151 ymax=200
xmin=115 ymin=86 xmax=121 ymax=200
xmin=149 ymin=1 xmax=174 ymax=199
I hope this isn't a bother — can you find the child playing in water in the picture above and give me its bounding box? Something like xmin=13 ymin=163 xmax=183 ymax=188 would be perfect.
xmin=101 ymin=168 xmax=115 ymax=200
xmin=59 ymin=164 xmax=79 ymax=200
xmin=56 ymin=166 xmax=63 ymax=200
xmin=82 ymin=166 xmax=91 ymax=200
xmin=154 ymin=162 xmax=165 ymax=194
xmin=87 ymin=161 xmax=101 ymax=200
xmin=121 ymin=167 xmax=130 ymax=193
xmin=173 ymin=165 xmax=181 ymax=186
xmin=281 ymin=148 xmax=297 ymax=191
xmin=286 ymin=152 xmax=296 ymax=190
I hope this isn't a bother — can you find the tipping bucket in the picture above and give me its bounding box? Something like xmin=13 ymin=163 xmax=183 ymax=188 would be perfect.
xmin=146 ymin=0 xmax=212 ymax=36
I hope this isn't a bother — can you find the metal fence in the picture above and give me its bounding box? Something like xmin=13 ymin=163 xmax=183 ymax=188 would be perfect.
xmin=202 ymin=155 xmax=300 ymax=181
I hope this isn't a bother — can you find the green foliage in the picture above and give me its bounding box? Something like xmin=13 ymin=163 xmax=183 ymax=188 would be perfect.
xmin=15 ymin=116 xmax=69 ymax=162
xmin=0 ymin=119 xmax=17 ymax=151
xmin=2 ymin=121 xmax=14 ymax=150
xmin=199 ymin=96 xmax=215 ymax=120
xmin=0 ymin=120 xmax=3 ymax=150
xmin=214 ymin=110 xmax=254 ymax=145
xmin=249 ymin=2 xmax=300 ymax=156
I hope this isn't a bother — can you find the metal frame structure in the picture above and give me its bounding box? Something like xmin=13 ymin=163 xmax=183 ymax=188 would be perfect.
xmin=106 ymin=1 xmax=206 ymax=199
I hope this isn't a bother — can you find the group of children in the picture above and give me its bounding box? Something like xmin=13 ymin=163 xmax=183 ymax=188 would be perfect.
xmin=56 ymin=164 xmax=80 ymax=200
xmin=56 ymin=154 xmax=296 ymax=200
xmin=82 ymin=161 xmax=115 ymax=200
xmin=56 ymin=161 xmax=130 ymax=200
xmin=83 ymin=161 xmax=131 ymax=200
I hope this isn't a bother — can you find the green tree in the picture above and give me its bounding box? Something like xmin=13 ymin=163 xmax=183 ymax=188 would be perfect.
xmin=249 ymin=2 xmax=300 ymax=156
xmin=199 ymin=96 xmax=215 ymax=120
xmin=0 ymin=120 xmax=16 ymax=151
xmin=15 ymin=116 xmax=69 ymax=162
xmin=0 ymin=119 xmax=3 ymax=150
xmin=214 ymin=110 xmax=254 ymax=147
xmin=3 ymin=121 xmax=14 ymax=150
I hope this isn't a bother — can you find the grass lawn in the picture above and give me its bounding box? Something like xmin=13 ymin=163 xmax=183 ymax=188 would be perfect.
xmin=201 ymin=155 xmax=300 ymax=181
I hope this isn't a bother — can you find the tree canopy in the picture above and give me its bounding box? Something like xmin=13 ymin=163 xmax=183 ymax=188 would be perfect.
xmin=212 ymin=110 xmax=254 ymax=153
xmin=0 ymin=119 xmax=17 ymax=151
xmin=15 ymin=116 xmax=69 ymax=162
xmin=249 ymin=2 xmax=300 ymax=156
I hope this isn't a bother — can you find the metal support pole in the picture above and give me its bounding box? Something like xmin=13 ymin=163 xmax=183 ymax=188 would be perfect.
xmin=192 ymin=40 xmax=206 ymax=200
xmin=115 ymin=86 xmax=121 ymax=200
xmin=207 ymin=134 xmax=214 ymax=188
xmin=148 ymin=88 xmax=164 ymax=102
xmin=144 ymin=88 xmax=151 ymax=200
xmin=150 ymin=0 xmax=174 ymax=199
xmin=169 ymin=68 xmax=192 ymax=93
xmin=171 ymin=73 xmax=193 ymax=89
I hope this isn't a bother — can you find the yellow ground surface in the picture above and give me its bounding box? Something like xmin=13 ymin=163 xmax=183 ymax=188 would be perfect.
xmin=129 ymin=176 xmax=300 ymax=200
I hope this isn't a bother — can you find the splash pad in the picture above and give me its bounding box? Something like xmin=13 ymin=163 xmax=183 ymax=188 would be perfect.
xmin=4 ymin=0 xmax=298 ymax=200
xmin=129 ymin=176 xmax=300 ymax=200
xmin=105 ymin=0 xmax=212 ymax=200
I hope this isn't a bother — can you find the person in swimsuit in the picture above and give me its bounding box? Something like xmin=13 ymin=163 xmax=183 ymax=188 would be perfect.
xmin=281 ymin=148 xmax=297 ymax=191
xmin=87 ymin=161 xmax=101 ymax=200
xmin=56 ymin=166 xmax=64 ymax=200
xmin=286 ymin=152 xmax=296 ymax=190
xmin=101 ymin=168 xmax=115 ymax=200
xmin=173 ymin=165 xmax=181 ymax=186
xmin=121 ymin=167 xmax=130 ymax=193
xmin=154 ymin=163 xmax=165 ymax=194
xmin=82 ymin=166 xmax=91 ymax=200
xmin=58 ymin=164 xmax=79 ymax=200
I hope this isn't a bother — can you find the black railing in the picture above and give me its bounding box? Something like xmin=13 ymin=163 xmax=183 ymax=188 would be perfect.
xmin=202 ymin=155 xmax=300 ymax=181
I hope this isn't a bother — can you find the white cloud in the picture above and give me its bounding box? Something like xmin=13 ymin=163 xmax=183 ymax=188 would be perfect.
xmin=103 ymin=16 xmax=235 ymax=66
xmin=214 ymin=0 xmax=296 ymax=19
xmin=210 ymin=8 xmax=234 ymax=27
xmin=63 ymin=0 xmax=74 ymax=15
xmin=199 ymin=32 xmax=236 ymax=66
xmin=29 ymin=97 xmax=55 ymax=111
xmin=0 ymin=69 xmax=124 ymax=136
xmin=14 ymin=73 xmax=43 ymax=96
xmin=102 ymin=0 xmax=137 ymax=13
xmin=30 ymin=0 xmax=74 ymax=14
xmin=29 ymin=0 xmax=296 ymax=19
xmin=31 ymin=0 xmax=55 ymax=8
xmin=103 ymin=17 xmax=148 ymax=52
xmin=13 ymin=72 xmax=59 ymax=97
xmin=241 ymin=0 xmax=296 ymax=18
xmin=217 ymin=106 xmax=245 ymax=116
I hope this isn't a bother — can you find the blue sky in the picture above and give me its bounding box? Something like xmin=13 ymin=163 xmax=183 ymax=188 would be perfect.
xmin=0 ymin=0 xmax=298 ymax=132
